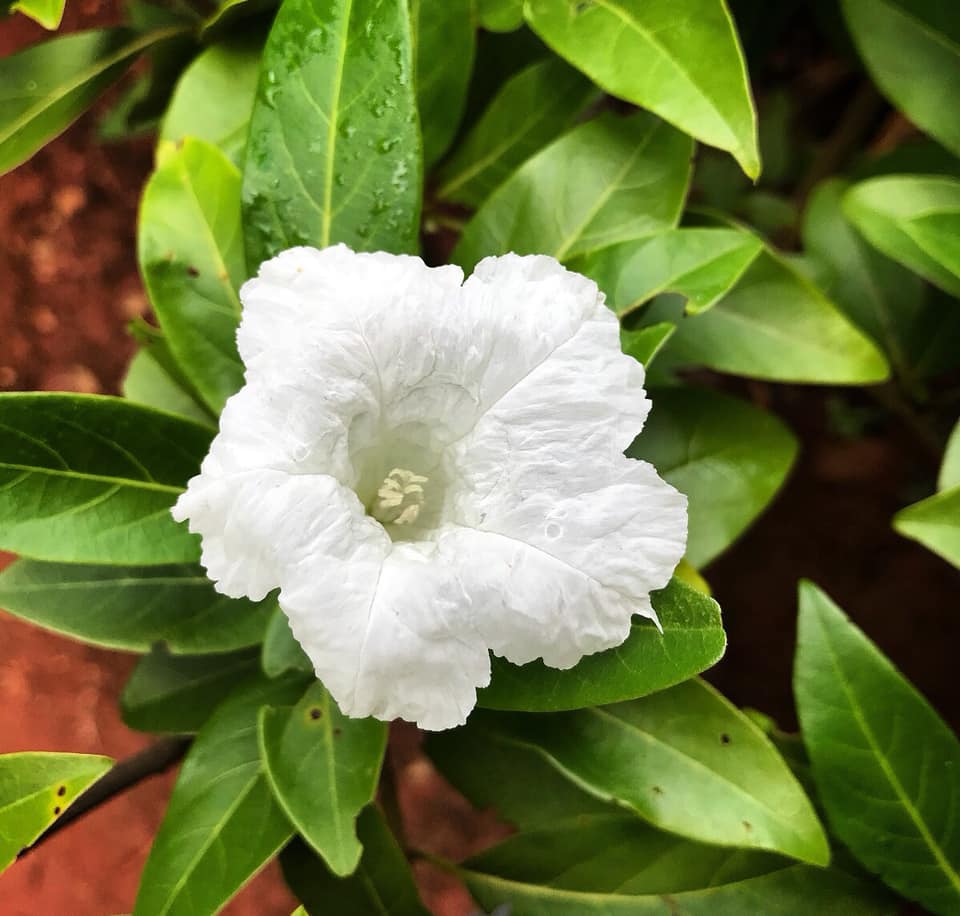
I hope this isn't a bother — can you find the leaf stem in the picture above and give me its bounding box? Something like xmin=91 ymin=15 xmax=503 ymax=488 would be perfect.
xmin=17 ymin=735 xmax=191 ymax=859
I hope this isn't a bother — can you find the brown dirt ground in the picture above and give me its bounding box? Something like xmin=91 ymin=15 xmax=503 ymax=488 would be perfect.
xmin=1 ymin=4 xmax=957 ymax=915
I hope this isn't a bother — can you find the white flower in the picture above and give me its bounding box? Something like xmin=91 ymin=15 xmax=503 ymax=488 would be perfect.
xmin=172 ymin=245 xmax=687 ymax=730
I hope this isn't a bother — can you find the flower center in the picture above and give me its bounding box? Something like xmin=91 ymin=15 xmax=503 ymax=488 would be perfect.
xmin=370 ymin=467 xmax=429 ymax=527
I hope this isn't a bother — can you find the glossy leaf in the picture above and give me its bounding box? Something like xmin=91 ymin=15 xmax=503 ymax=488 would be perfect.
xmin=524 ymin=0 xmax=759 ymax=177
xmin=478 ymin=578 xmax=725 ymax=711
xmin=139 ymin=138 xmax=246 ymax=414
xmin=160 ymin=37 xmax=264 ymax=167
xmin=483 ymin=679 xmax=828 ymax=864
xmin=242 ymin=0 xmax=421 ymax=266
xmin=804 ymin=178 xmax=960 ymax=385
xmin=0 ymin=752 xmax=113 ymax=871
xmin=201 ymin=0 xmax=277 ymax=39
xmin=134 ymin=675 xmax=304 ymax=915
xmin=259 ymin=682 xmax=387 ymax=875
xmin=893 ymin=486 xmax=960 ymax=569
xmin=261 ymin=606 xmax=312 ymax=678
xmin=122 ymin=348 xmax=213 ymax=425
xmin=843 ymin=0 xmax=960 ymax=159
xmin=426 ymin=717 xmax=616 ymax=830
xmin=844 ymin=175 xmax=960 ymax=298
xmin=572 ymin=228 xmax=763 ymax=317
xmin=121 ymin=647 xmax=260 ymax=734
xmin=411 ymin=0 xmax=474 ymax=167
xmin=0 ymin=560 xmax=273 ymax=654
xmin=462 ymin=815 xmax=894 ymax=915
xmin=436 ymin=56 xmax=596 ymax=208
xmin=940 ymin=420 xmax=960 ymax=492
xmin=0 ymin=27 xmax=183 ymax=176
xmin=661 ymin=247 xmax=890 ymax=383
xmin=10 ymin=0 xmax=64 ymax=29
xmin=620 ymin=322 xmax=675 ymax=368
xmin=454 ymin=112 xmax=692 ymax=271
xmin=627 ymin=387 xmax=798 ymax=567
xmin=476 ymin=0 xmax=522 ymax=32
xmin=0 ymin=393 xmax=210 ymax=565
xmin=281 ymin=808 xmax=430 ymax=916
xmin=94 ymin=11 xmax=195 ymax=142
xmin=795 ymin=582 xmax=960 ymax=913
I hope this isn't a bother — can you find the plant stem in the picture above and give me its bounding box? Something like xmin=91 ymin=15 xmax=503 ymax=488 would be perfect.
xmin=868 ymin=384 xmax=944 ymax=466
xmin=17 ymin=736 xmax=191 ymax=860
xmin=794 ymin=82 xmax=885 ymax=207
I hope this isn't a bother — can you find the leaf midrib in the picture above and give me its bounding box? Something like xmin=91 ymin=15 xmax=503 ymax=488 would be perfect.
xmin=588 ymin=706 xmax=814 ymax=853
xmin=815 ymin=608 xmax=960 ymax=897
xmin=552 ymin=122 xmax=659 ymax=261
xmin=320 ymin=0 xmax=354 ymax=246
xmin=583 ymin=0 xmax=741 ymax=150
xmin=495 ymin=710 xmax=814 ymax=860
xmin=0 ymin=461 xmax=183 ymax=494
xmin=0 ymin=27 xmax=187 ymax=149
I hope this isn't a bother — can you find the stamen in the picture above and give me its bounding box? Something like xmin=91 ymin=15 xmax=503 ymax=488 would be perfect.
xmin=371 ymin=467 xmax=429 ymax=527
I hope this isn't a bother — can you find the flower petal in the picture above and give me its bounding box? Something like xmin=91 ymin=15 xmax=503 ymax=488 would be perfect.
xmin=237 ymin=244 xmax=464 ymax=372
xmin=441 ymin=455 xmax=686 ymax=669
xmin=173 ymin=469 xmax=388 ymax=602
xmin=282 ymin=544 xmax=491 ymax=731
xmin=446 ymin=266 xmax=686 ymax=666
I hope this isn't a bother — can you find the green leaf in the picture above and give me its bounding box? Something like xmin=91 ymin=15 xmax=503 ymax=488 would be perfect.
xmin=121 ymin=647 xmax=260 ymax=734
xmin=139 ymin=138 xmax=246 ymax=415
xmin=571 ymin=228 xmax=764 ymax=317
xmin=627 ymin=387 xmax=797 ymax=567
xmin=660 ymin=246 xmax=890 ymax=384
xmin=0 ymin=393 xmax=210 ymax=565
xmin=261 ymin=606 xmax=312 ymax=678
xmin=842 ymin=0 xmax=960 ymax=160
xmin=160 ymin=36 xmax=264 ymax=167
xmin=0 ymin=752 xmax=113 ymax=871
xmin=484 ymin=678 xmax=829 ymax=865
xmin=619 ymin=322 xmax=675 ymax=367
xmin=454 ymin=112 xmax=693 ymax=271
xmin=804 ymin=178 xmax=960 ymax=386
xmin=281 ymin=808 xmax=430 ymax=915
xmin=478 ymin=578 xmax=725 ymax=711
xmin=134 ymin=674 xmax=304 ymax=915
xmin=523 ymin=0 xmax=759 ymax=178
xmin=122 ymin=348 xmax=214 ymax=425
xmin=940 ymin=420 xmax=960 ymax=492
xmin=125 ymin=321 xmax=215 ymax=422
xmin=242 ymin=0 xmax=421 ymax=266
xmin=201 ymin=0 xmax=277 ymax=39
xmin=843 ymin=175 xmax=960 ymax=298
xmin=426 ymin=717 xmax=616 ymax=830
xmin=259 ymin=682 xmax=387 ymax=875
xmin=892 ymin=412 xmax=960 ymax=568
xmin=96 ymin=29 xmax=196 ymax=142
xmin=10 ymin=0 xmax=65 ymax=29
xmin=461 ymin=815 xmax=894 ymax=916
xmin=436 ymin=56 xmax=597 ymax=208
xmin=411 ymin=0 xmax=475 ymax=167
xmin=795 ymin=582 xmax=960 ymax=913
xmin=0 ymin=27 xmax=184 ymax=176
xmin=893 ymin=485 xmax=960 ymax=569
xmin=0 ymin=560 xmax=273 ymax=654
xmin=476 ymin=0 xmax=522 ymax=32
